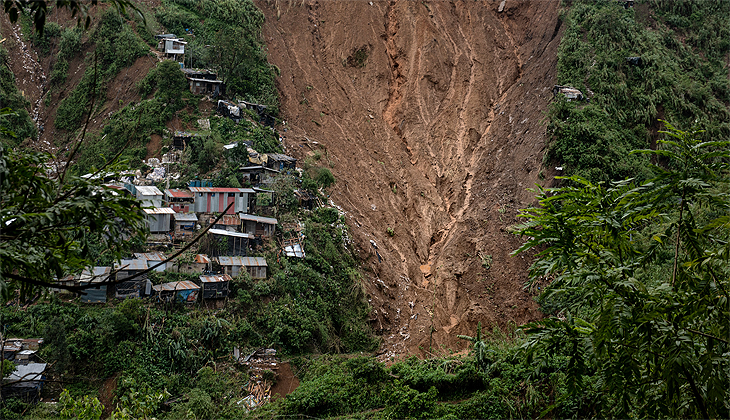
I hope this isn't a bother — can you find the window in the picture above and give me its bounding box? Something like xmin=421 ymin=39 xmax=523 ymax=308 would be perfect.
xmin=198 ymin=193 xmax=203 ymax=197
xmin=212 ymin=193 xmax=216 ymax=197
xmin=239 ymin=193 xmax=244 ymax=197
xmin=196 ymin=82 xmax=200 ymax=87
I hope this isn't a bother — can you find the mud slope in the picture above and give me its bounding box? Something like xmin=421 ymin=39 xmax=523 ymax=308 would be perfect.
xmin=261 ymin=0 xmax=562 ymax=358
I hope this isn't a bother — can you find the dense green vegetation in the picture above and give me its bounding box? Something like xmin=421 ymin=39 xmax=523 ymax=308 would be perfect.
xmin=155 ymin=0 xmax=279 ymax=112
xmin=0 ymin=47 xmax=37 ymax=147
xmin=547 ymin=0 xmax=729 ymax=182
xmin=515 ymin=122 xmax=730 ymax=418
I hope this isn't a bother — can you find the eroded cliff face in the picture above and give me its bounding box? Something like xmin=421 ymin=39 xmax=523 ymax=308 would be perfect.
xmin=257 ymin=0 xmax=563 ymax=358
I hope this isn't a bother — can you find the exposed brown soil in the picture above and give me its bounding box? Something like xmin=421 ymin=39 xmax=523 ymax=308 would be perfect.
xmin=98 ymin=373 xmax=120 ymax=418
xmin=1 ymin=5 xmax=159 ymax=153
xmin=270 ymin=362 xmax=300 ymax=400
xmin=256 ymin=0 xmax=564 ymax=359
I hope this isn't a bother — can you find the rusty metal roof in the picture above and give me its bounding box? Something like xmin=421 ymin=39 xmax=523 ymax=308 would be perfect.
xmin=152 ymin=280 xmax=199 ymax=292
xmin=199 ymin=274 xmax=232 ymax=283
xmin=189 ymin=187 xmax=255 ymax=193
xmin=211 ymin=214 xmax=240 ymax=225
xmin=165 ymin=189 xmax=194 ymax=198
xmin=134 ymin=252 xmax=167 ymax=261
xmin=216 ymin=256 xmax=267 ymax=267
xmin=194 ymin=254 xmax=211 ymax=264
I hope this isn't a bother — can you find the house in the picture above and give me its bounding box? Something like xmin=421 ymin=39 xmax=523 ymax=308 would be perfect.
xmin=264 ymin=153 xmax=297 ymax=171
xmin=2 ymin=363 xmax=47 ymax=402
xmin=239 ymin=166 xmax=280 ymax=186
xmin=152 ymin=281 xmax=200 ymax=303
xmin=135 ymin=186 xmax=164 ymax=207
xmin=196 ymin=274 xmax=231 ymax=299
xmin=144 ymin=207 xmax=175 ymax=233
xmin=165 ymin=189 xmax=194 ymax=213
xmin=173 ymin=212 xmax=198 ymax=240
xmin=134 ymin=251 xmax=168 ymax=272
xmin=155 ymin=34 xmax=186 ymax=58
xmin=210 ymin=214 xmax=241 ymax=232
xmin=239 ymin=214 xmax=277 ymax=238
xmin=113 ymin=259 xmax=150 ymax=299
xmin=175 ymin=254 xmax=211 ymax=274
xmin=78 ymin=266 xmax=111 ymax=303
xmin=172 ymin=131 xmax=201 ymax=150
xmin=217 ymin=99 xmax=246 ymax=123
xmin=182 ymin=68 xmax=222 ymax=96
xmin=216 ymin=256 xmax=267 ymax=279
xmin=189 ymin=187 xmax=254 ymax=214
xmin=2 ymin=339 xmax=43 ymax=363
xmin=207 ymin=229 xmax=252 ymax=257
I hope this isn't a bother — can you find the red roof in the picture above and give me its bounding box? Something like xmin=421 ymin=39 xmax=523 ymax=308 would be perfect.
xmin=166 ymin=189 xmax=194 ymax=198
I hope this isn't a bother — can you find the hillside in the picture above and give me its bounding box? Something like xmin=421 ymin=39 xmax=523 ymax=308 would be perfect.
xmin=255 ymin=0 xmax=562 ymax=357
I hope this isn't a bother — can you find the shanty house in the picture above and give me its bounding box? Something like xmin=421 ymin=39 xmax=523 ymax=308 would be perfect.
xmin=239 ymin=166 xmax=280 ymax=186
xmin=239 ymin=214 xmax=277 ymax=238
xmin=144 ymin=207 xmax=175 ymax=233
xmin=189 ymin=187 xmax=254 ymax=214
xmin=113 ymin=259 xmax=150 ymax=299
xmin=196 ymin=274 xmax=231 ymax=299
xmin=78 ymin=266 xmax=111 ymax=303
xmin=264 ymin=153 xmax=297 ymax=171
xmin=207 ymin=229 xmax=251 ymax=257
xmin=152 ymin=281 xmax=200 ymax=303
xmin=2 ymin=363 xmax=47 ymax=402
xmin=173 ymin=212 xmax=198 ymax=240
xmin=175 ymin=254 xmax=211 ymax=274
xmin=211 ymin=214 xmax=241 ymax=232
xmin=134 ymin=251 xmax=168 ymax=272
xmin=135 ymin=186 xmax=164 ymax=207
xmin=165 ymin=189 xmax=194 ymax=213
xmin=216 ymin=256 xmax=267 ymax=279
xmin=156 ymin=34 xmax=186 ymax=57
xmin=182 ymin=68 xmax=222 ymax=95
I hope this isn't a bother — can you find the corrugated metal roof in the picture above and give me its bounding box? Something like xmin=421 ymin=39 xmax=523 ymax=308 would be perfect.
xmin=189 ymin=187 xmax=255 ymax=193
xmin=253 ymin=187 xmax=274 ymax=193
xmin=216 ymin=256 xmax=267 ymax=267
xmin=187 ymin=77 xmax=223 ymax=83
xmin=79 ymin=267 xmax=111 ymax=284
xmin=136 ymin=186 xmax=163 ymax=196
xmin=194 ymin=254 xmax=211 ymax=264
xmin=284 ymin=244 xmax=305 ymax=258
xmin=115 ymin=260 xmax=148 ymax=271
xmin=208 ymin=228 xmax=252 ymax=238
xmin=134 ymin=252 xmax=167 ymax=261
xmin=223 ymin=143 xmax=239 ymax=150
xmin=199 ymin=274 xmax=232 ymax=283
xmin=144 ymin=207 xmax=176 ymax=214
xmin=165 ymin=189 xmax=194 ymax=198
xmin=212 ymin=215 xmax=240 ymax=225
xmin=266 ymin=153 xmax=297 ymax=162
xmin=173 ymin=213 xmax=198 ymax=222
xmin=239 ymin=213 xmax=278 ymax=225
xmin=152 ymin=280 xmax=200 ymax=292
xmin=7 ymin=363 xmax=46 ymax=382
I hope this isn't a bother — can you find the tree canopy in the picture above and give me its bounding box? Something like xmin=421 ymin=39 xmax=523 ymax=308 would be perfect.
xmin=513 ymin=122 xmax=730 ymax=418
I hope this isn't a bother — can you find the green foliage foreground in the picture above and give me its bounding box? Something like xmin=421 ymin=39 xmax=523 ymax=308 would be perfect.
xmin=513 ymin=123 xmax=730 ymax=418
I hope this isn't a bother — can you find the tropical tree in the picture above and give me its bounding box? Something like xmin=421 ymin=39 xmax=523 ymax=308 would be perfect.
xmin=0 ymin=143 xmax=148 ymax=300
xmin=513 ymin=122 xmax=730 ymax=418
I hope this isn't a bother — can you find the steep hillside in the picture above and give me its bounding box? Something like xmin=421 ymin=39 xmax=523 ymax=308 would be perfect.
xmin=256 ymin=0 xmax=563 ymax=357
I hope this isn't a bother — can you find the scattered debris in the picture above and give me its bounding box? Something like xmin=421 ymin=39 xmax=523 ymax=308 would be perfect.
xmin=552 ymin=85 xmax=588 ymax=102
